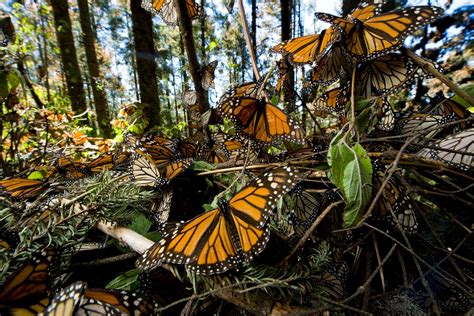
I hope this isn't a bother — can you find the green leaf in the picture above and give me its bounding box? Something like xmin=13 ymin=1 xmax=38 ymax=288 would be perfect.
xmin=328 ymin=140 xmax=372 ymax=228
xmin=190 ymin=160 xmax=215 ymax=171
xmin=326 ymin=129 xmax=345 ymax=167
xmin=27 ymin=171 xmax=44 ymax=180
xmin=7 ymin=70 xmax=21 ymax=92
xmin=208 ymin=41 xmax=217 ymax=50
xmin=105 ymin=269 xmax=140 ymax=290
xmin=144 ymin=231 xmax=162 ymax=242
xmin=341 ymin=144 xmax=373 ymax=227
xmin=451 ymin=84 xmax=474 ymax=109
xmin=128 ymin=213 xmax=151 ymax=235
xmin=328 ymin=140 xmax=353 ymax=188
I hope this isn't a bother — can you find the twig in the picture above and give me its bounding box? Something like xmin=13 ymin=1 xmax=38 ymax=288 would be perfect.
xmin=195 ymin=164 xmax=275 ymax=176
xmin=73 ymin=253 xmax=137 ymax=267
xmin=238 ymin=0 xmax=260 ymax=80
xmin=404 ymin=48 xmax=474 ymax=106
xmin=341 ymin=244 xmax=397 ymax=304
xmin=279 ymin=201 xmax=343 ymax=265
xmin=372 ymin=235 xmax=385 ymax=293
xmin=349 ymin=67 xmax=357 ymax=133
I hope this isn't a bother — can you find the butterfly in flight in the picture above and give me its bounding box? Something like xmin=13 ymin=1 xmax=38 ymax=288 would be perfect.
xmin=141 ymin=0 xmax=202 ymax=26
xmin=316 ymin=3 xmax=443 ymax=60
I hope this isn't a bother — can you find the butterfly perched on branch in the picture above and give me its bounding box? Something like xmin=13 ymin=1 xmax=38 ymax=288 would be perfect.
xmin=136 ymin=166 xmax=302 ymax=274
xmin=200 ymin=60 xmax=218 ymax=90
xmin=218 ymin=96 xmax=305 ymax=144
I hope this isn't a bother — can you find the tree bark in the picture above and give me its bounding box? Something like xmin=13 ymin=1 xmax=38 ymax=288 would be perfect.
xmin=281 ymin=0 xmax=295 ymax=110
xmin=251 ymin=0 xmax=256 ymax=81
xmin=50 ymin=0 xmax=87 ymax=114
xmin=174 ymin=0 xmax=209 ymax=113
xmin=130 ymin=0 xmax=161 ymax=127
xmin=77 ymin=0 xmax=112 ymax=137
xmin=39 ymin=6 xmax=51 ymax=102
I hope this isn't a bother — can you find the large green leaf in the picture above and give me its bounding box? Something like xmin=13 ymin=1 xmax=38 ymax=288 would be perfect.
xmin=341 ymin=144 xmax=373 ymax=227
xmin=328 ymin=139 xmax=373 ymax=227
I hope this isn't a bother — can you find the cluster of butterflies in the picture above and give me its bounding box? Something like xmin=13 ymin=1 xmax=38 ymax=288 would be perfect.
xmin=0 ymin=246 xmax=159 ymax=315
xmin=272 ymin=2 xmax=445 ymax=132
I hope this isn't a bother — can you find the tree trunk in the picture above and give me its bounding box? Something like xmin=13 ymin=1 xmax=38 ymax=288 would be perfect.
xmin=251 ymin=0 xmax=256 ymax=81
xmin=50 ymin=0 xmax=87 ymax=115
xmin=130 ymin=0 xmax=161 ymax=128
xmin=77 ymin=0 xmax=112 ymax=137
xmin=281 ymin=0 xmax=295 ymax=111
xmin=174 ymin=0 xmax=209 ymax=113
xmin=39 ymin=6 xmax=51 ymax=102
xmin=200 ymin=0 xmax=206 ymax=60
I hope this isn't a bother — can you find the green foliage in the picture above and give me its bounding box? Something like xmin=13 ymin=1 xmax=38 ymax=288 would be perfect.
xmin=0 ymin=69 xmax=20 ymax=98
xmin=328 ymin=137 xmax=373 ymax=227
xmin=105 ymin=269 xmax=141 ymax=291
xmin=452 ymin=84 xmax=474 ymax=112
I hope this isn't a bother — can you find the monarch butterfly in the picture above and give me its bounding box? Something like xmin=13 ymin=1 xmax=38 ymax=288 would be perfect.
xmin=86 ymin=152 xmax=130 ymax=174
xmin=141 ymin=0 xmax=202 ymax=26
xmin=183 ymin=90 xmax=198 ymax=106
xmin=127 ymin=134 xmax=177 ymax=168
xmin=0 ymin=248 xmax=55 ymax=315
xmin=394 ymin=112 xmax=454 ymax=143
xmin=150 ymin=186 xmax=174 ymax=224
xmin=218 ymin=97 xmax=305 ymax=144
xmin=218 ymin=79 xmax=265 ymax=106
xmin=271 ymin=25 xmax=342 ymax=65
xmin=285 ymin=185 xmax=320 ymax=236
xmin=199 ymin=133 xmax=259 ymax=165
xmin=318 ymin=263 xmax=348 ymax=299
xmin=375 ymin=97 xmax=395 ymax=131
xmin=200 ymin=60 xmax=218 ymax=90
xmin=175 ymin=139 xmax=199 ymax=159
xmin=275 ymin=58 xmax=295 ymax=103
xmin=427 ymin=93 xmax=473 ymax=131
xmin=42 ymin=282 xmax=124 ymax=316
xmin=129 ymin=147 xmax=193 ymax=188
xmin=43 ymin=281 xmax=160 ymax=315
xmin=312 ymin=85 xmax=349 ymax=115
xmin=356 ymin=53 xmax=438 ymax=97
xmin=371 ymin=160 xmax=418 ymax=233
xmin=83 ymin=288 xmax=159 ymax=315
xmin=417 ymin=128 xmax=474 ymax=171
xmin=216 ymin=134 xmax=260 ymax=165
xmin=136 ymin=166 xmax=301 ymax=274
xmin=308 ymin=44 xmax=347 ymax=86
xmin=54 ymin=155 xmax=90 ymax=180
xmin=183 ymin=91 xmax=202 ymax=128
xmin=316 ymin=3 xmax=443 ymax=60
xmin=0 ymin=178 xmax=47 ymax=199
